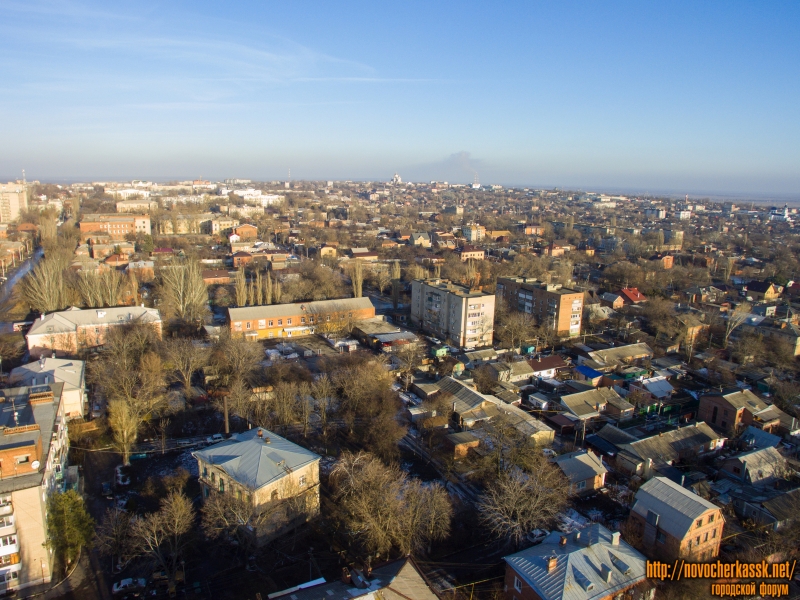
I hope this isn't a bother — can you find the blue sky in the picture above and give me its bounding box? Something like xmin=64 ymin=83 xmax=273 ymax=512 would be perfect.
xmin=1 ymin=1 xmax=799 ymax=195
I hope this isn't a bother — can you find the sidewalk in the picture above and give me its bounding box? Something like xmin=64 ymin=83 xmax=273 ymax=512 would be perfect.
xmin=19 ymin=549 xmax=110 ymax=600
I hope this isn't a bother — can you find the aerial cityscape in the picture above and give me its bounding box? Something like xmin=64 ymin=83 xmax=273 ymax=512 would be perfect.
xmin=1 ymin=2 xmax=800 ymax=600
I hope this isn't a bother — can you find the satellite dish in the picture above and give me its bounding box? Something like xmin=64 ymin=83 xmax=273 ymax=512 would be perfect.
xmin=31 ymin=461 xmax=40 ymax=470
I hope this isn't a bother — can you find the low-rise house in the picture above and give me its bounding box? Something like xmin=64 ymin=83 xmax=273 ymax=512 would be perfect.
xmin=719 ymin=447 xmax=788 ymax=487
xmin=409 ymin=232 xmax=431 ymax=247
xmin=628 ymin=377 xmax=674 ymax=403
xmin=745 ymin=280 xmax=781 ymax=302
xmin=699 ymin=388 xmax=785 ymax=436
xmin=232 ymin=251 xmax=253 ymax=268
xmin=616 ymin=422 xmax=725 ymax=478
xmin=9 ymin=358 xmax=86 ymax=419
xmin=553 ymin=450 xmax=607 ymax=496
xmin=584 ymin=343 xmax=654 ymax=368
xmin=232 ymin=223 xmax=258 ymax=240
xmin=202 ymin=269 xmax=232 ymax=285
xmin=228 ymin=297 xmax=376 ymax=341
xmin=629 ymin=477 xmax=723 ymax=562
xmin=503 ymin=524 xmax=652 ymax=600
xmin=26 ymin=306 xmax=163 ymax=358
xmin=446 ymin=431 xmax=481 ymax=459
xmin=600 ymin=292 xmax=624 ymax=310
xmin=527 ymin=355 xmax=569 ymax=379
xmin=618 ymin=288 xmax=648 ymax=305
xmin=486 ymin=360 xmax=534 ymax=384
xmin=270 ymin=558 xmax=438 ymax=600
xmin=457 ymin=245 xmax=485 ymax=261
xmin=560 ymin=387 xmax=633 ymax=425
xmin=436 ymin=377 xmax=554 ymax=446
xmin=193 ymin=428 xmax=320 ymax=545
xmin=126 ymin=260 xmax=155 ymax=281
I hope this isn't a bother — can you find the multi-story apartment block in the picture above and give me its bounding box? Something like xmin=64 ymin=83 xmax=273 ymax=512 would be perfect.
xmin=227 ymin=297 xmax=375 ymax=341
xmin=410 ymin=278 xmax=495 ymax=349
xmin=0 ymin=183 xmax=28 ymax=223
xmin=496 ymin=277 xmax=583 ymax=337
xmin=193 ymin=428 xmax=320 ymax=546
xmin=115 ymin=199 xmax=158 ymax=213
xmin=461 ymin=222 xmax=485 ymax=242
xmin=79 ymin=213 xmax=151 ymax=241
xmin=26 ymin=306 xmax=163 ymax=358
xmin=0 ymin=383 xmax=70 ymax=593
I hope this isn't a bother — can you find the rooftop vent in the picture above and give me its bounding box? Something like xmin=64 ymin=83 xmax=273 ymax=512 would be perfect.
xmin=547 ymin=556 xmax=558 ymax=572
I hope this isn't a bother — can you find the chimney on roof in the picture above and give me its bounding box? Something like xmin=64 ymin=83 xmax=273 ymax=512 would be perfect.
xmin=573 ymin=531 xmax=582 ymax=545
xmin=257 ymin=429 xmax=263 ymax=438
xmin=611 ymin=531 xmax=620 ymax=546
xmin=559 ymin=535 xmax=567 ymax=546
xmin=341 ymin=568 xmax=351 ymax=584
xmin=601 ymin=564 xmax=612 ymax=583
xmin=547 ymin=556 xmax=558 ymax=572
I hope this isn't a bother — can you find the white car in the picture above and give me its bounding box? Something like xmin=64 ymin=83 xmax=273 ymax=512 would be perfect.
xmin=115 ymin=466 xmax=130 ymax=486
xmin=527 ymin=529 xmax=550 ymax=544
xmin=112 ymin=578 xmax=146 ymax=594
xmin=205 ymin=434 xmax=224 ymax=444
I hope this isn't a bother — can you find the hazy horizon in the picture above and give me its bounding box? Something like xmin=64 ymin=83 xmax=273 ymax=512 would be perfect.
xmin=2 ymin=1 xmax=799 ymax=196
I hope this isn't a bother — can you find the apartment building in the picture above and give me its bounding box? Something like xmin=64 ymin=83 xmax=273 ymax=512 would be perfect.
xmin=410 ymin=278 xmax=495 ymax=349
xmin=0 ymin=183 xmax=28 ymax=223
xmin=115 ymin=199 xmax=158 ymax=213
xmin=26 ymin=306 xmax=163 ymax=358
xmin=193 ymin=428 xmax=320 ymax=545
xmin=10 ymin=358 xmax=86 ymax=420
xmin=79 ymin=214 xmax=151 ymax=241
xmin=496 ymin=277 xmax=583 ymax=337
xmin=227 ymin=297 xmax=375 ymax=341
xmin=0 ymin=383 xmax=70 ymax=593
xmin=461 ymin=222 xmax=486 ymax=242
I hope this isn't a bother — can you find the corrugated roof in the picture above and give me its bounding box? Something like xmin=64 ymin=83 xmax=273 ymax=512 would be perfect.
xmin=725 ymin=447 xmax=786 ymax=486
xmin=587 ymin=343 xmax=653 ymax=366
xmin=504 ymin=523 xmax=648 ymax=600
xmin=561 ymin=388 xmax=623 ymax=419
xmin=594 ymin=424 xmax=639 ymax=446
xmin=620 ymin=422 xmax=722 ymax=466
xmin=193 ymin=428 xmax=319 ymax=491
xmin=631 ymin=477 xmax=720 ymax=539
xmin=10 ymin=358 xmax=85 ymax=392
xmin=554 ymin=450 xmax=607 ymax=483
xmin=762 ymin=488 xmax=800 ymax=523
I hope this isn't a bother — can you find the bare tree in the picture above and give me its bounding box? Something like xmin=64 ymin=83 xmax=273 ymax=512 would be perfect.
xmin=158 ymin=260 xmax=208 ymax=323
xmin=234 ymin=268 xmax=247 ymax=307
xmin=90 ymin=324 xmax=166 ymax=464
xmin=394 ymin=339 xmax=425 ymax=391
xmin=478 ymin=458 xmax=569 ymax=547
xmin=131 ymin=492 xmax=194 ymax=588
xmin=374 ymin=268 xmax=391 ymax=296
xmin=497 ymin=310 xmax=536 ymax=354
xmin=397 ymin=479 xmax=452 ymax=555
xmin=350 ymin=259 xmax=364 ymax=298
xmin=162 ymin=338 xmax=210 ymax=399
xmin=20 ymin=257 xmax=68 ymax=313
xmin=201 ymin=492 xmax=273 ymax=555
xmin=95 ymin=508 xmax=136 ymax=566
xmin=724 ymin=302 xmax=752 ymax=348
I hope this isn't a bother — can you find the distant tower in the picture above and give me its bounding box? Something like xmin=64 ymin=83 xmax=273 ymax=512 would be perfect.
xmin=286 ymin=167 xmax=291 ymax=189
xmin=471 ymin=172 xmax=480 ymax=190
xmin=22 ymin=169 xmax=26 ymax=185
xmin=392 ymin=173 xmax=402 ymax=185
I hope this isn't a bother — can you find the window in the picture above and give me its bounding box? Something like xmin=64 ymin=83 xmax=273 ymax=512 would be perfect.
xmin=708 ymin=514 xmax=715 ymax=524
xmin=696 ymin=518 xmax=703 ymax=528
xmin=711 ymin=406 xmax=718 ymax=423
xmin=576 ymin=481 xmax=587 ymax=490
xmin=278 ymin=319 xmax=283 ymax=326
xmin=258 ymin=320 xmax=266 ymax=329
xmin=695 ymin=536 xmax=700 ymax=546
xmin=0 ymin=535 xmax=16 ymax=547
xmin=704 ymin=532 xmax=708 ymax=542
xmin=211 ymin=472 xmax=216 ymax=483
xmin=287 ymin=318 xmax=292 ymax=325
xmin=202 ymin=466 xmax=208 ymax=478
xmin=514 ymin=576 xmax=522 ymax=592
xmin=246 ymin=322 xmax=251 ymax=330
xmin=712 ymin=529 xmax=717 ymax=539
xmin=15 ymin=456 xmax=29 ymax=465
xmin=301 ymin=317 xmax=306 ymax=324
xmin=219 ymin=479 xmax=225 ymax=493
xmin=0 ymin=554 xmax=17 ymax=566
xmin=269 ymin=320 xmax=274 ymax=327
xmin=0 ymin=517 xmax=11 ymax=528
xmin=271 ymin=490 xmax=279 ymax=501
xmin=299 ymin=475 xmax=306 ymax=486
xmin=656 ymin=531 xmax=666 ymax=544
xmin=95 ymin=328 xmax=100 ymax=334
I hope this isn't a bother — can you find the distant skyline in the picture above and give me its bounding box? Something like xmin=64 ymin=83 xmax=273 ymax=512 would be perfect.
xmin=1 ymin=1 xmax=799 ymax=197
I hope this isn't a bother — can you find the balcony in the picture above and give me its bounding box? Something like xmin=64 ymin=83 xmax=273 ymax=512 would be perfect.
xmin=0 ymin=506 xmax=11 ymax=518
xmin=0 ymin=537 xmax=19 ymax=557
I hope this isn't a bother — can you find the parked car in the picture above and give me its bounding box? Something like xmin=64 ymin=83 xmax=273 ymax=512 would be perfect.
xmin=112 ymin=578 xmax=146 ymax=594
xmin=91 ymin=403 xmax=104 ymax=419
xmin=115 ymin=466 xmax=131 ymax=487
xmin=527 ymin=529 xmax=550 ymax=544
xmin=205 ymin=434 xmax=224 ymax=444
xmin=101 ymin=482 xmax=113 ymax=499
